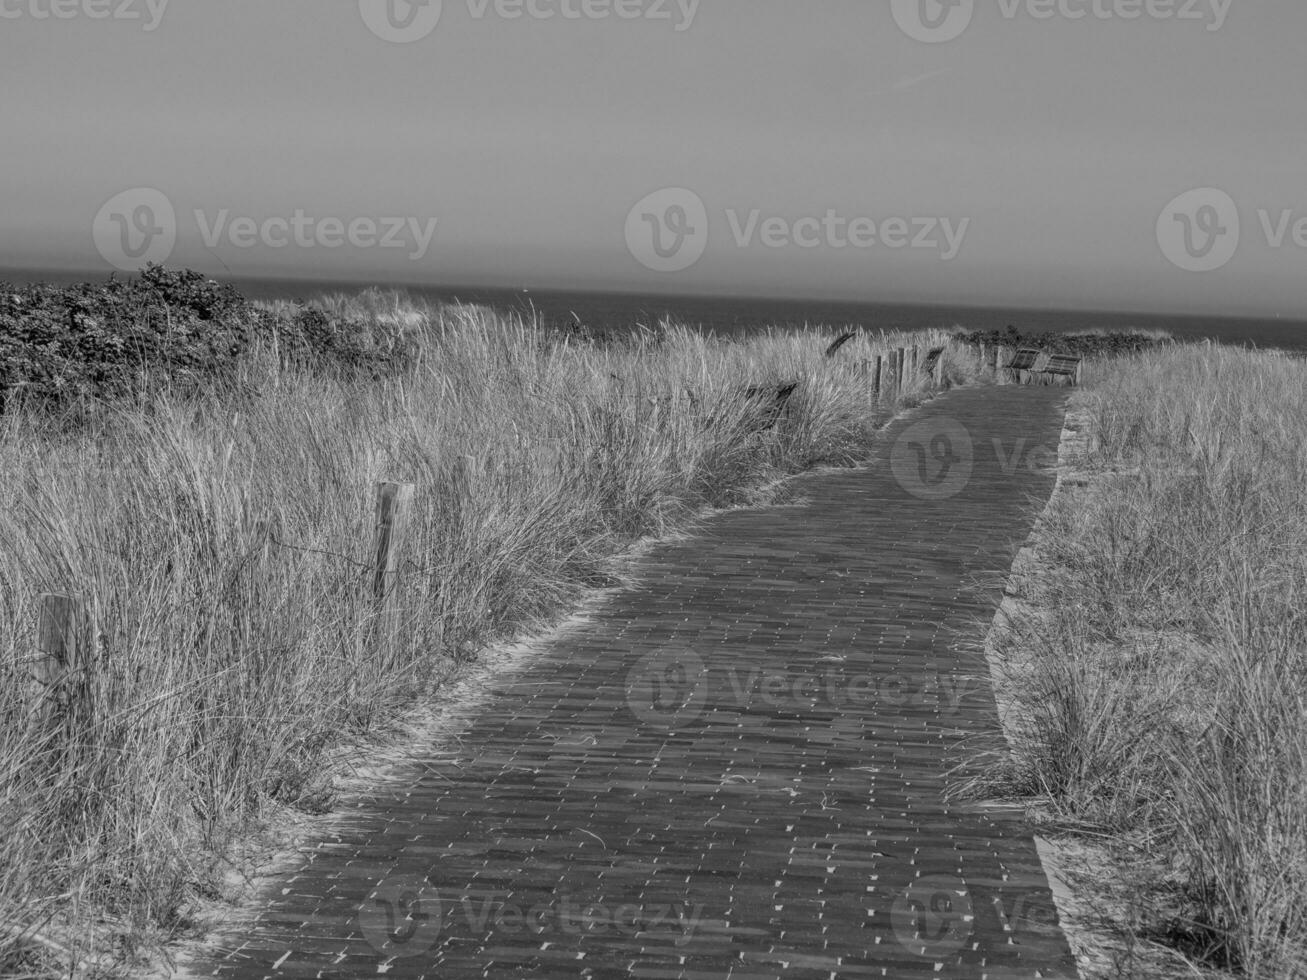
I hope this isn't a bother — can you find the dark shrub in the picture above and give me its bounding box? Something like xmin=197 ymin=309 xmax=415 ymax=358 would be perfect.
xmin=0 ymin=266 xmax=421 ymax=412
xmin=958 ymin=324 xmax=1171 ymax=358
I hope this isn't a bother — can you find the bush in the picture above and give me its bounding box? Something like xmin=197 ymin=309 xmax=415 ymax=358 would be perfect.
xmin=0 ymin=267 xmax=256 ymax=408
xmin=0 ymin=268 xmax=428 ymax=412
xmin=956 ymin=324 xmax=1173 ymax=358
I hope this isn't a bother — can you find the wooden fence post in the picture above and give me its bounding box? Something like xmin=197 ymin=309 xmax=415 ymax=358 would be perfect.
xmin=888 ymin=350 xmax=901 ymax=402
xmin=872 ymin=354 xmax=883 ymax=404
xmin=896 ymin=348 xmax=906 ymax=397
xmin=995 ymin=345 xmax=1009 ymax=386
xmin=373 ymin=482 xmax=416 ymax=658
xmin=979 ymin=341 xmax=987 ymax=378
xmin=33 ymin=594 xmax=87 ymax=737
xmin=934 ymin=346 xmax=945 ymax=387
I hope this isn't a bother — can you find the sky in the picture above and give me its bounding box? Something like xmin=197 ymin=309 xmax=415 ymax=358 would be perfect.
xmin=1 ymin=0 xmax=1305 ymax=317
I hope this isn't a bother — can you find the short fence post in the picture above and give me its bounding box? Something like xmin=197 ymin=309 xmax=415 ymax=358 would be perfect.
xmin=888 ymin=350 xmax=901 ymax=402
xmin=995 ymin=346 xmax=1009 ymax=386
xmin=934 ymin=347 xmax=945 ymax=387
xmin=872 ymin=354 xmax=883 ymax=404
xmin=33 ymin=594 xmax=88 ymax=738
xmin=896 ymin=347 xmax=907 ymax=397
xmin=373 ymin=482 xmax=416 ymax=659
xmin=979 ymin=341 xmax=987 ymax=378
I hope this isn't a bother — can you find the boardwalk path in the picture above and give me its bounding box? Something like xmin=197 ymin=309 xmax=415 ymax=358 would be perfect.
xmin=185 ymin=386 xmax=1078 ymax=980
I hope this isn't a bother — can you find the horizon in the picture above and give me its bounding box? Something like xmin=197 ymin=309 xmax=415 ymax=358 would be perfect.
xmin=4 ymin=263 xmax=1306 ymax=331
xmin=3 ymin=3 xmax=1307 ymax=322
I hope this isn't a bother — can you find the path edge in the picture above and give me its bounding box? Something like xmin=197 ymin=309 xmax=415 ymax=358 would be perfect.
xmin=979 ymin=396 xmax=1095 ymax=980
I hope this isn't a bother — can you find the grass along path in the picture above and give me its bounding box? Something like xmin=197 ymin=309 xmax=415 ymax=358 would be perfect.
xmin=977 ymin=344 xmax=1307 ymax=979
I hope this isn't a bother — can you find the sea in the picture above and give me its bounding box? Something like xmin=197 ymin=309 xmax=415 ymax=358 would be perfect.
xmin=7 ymin=268 xmax=1307 ymax=353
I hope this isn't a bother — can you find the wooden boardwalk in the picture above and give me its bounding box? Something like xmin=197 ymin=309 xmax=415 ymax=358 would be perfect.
xmin=182 ymin=386 xmax=1078 ymax=980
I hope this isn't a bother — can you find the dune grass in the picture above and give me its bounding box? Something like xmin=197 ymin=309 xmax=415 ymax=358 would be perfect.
xmin=986 ymin=343 xmax=1307 ymax=978
xmin=0 ymin=294 xmax=976 ymax=976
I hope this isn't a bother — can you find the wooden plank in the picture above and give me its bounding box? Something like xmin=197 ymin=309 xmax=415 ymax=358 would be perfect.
xmin=374 ymin=483 xmax=416 ymax=602
xmin=374 ymin=482 xmax=416 ymax=658
xmin=34 ymin=593 xmax=86 ymax=735
xmin=824 ymin=332 xmax=856 ymax=358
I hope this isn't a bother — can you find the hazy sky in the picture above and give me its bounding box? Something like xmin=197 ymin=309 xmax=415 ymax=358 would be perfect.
xmin=2 ymin=0 xmax=1305 ymax=316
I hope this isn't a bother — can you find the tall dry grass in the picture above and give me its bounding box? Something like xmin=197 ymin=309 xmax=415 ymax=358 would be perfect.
xmin=992 ymin=343 xmax=1307 ymax=978
xmin=0 ymin=299 xmax=973 ymax=976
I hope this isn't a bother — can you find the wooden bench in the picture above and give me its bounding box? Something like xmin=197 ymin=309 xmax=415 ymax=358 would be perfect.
xmin=1034 ymin=353 xmax=1083 ymax=386
xmin=1003 ymin=347 xmax=1041 ymax=384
